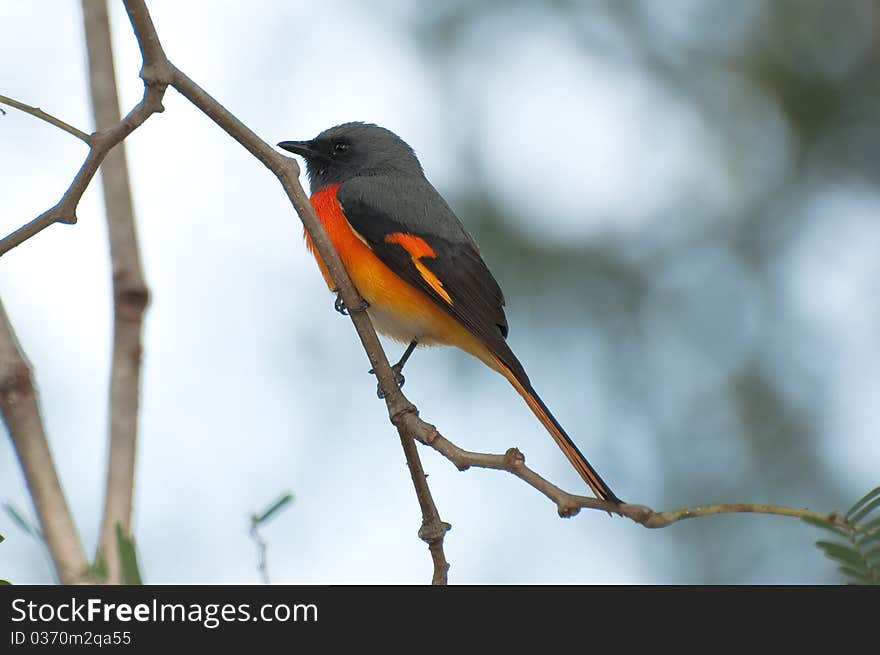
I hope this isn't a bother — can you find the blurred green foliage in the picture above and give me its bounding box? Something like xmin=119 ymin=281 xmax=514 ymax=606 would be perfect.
xmin=805 ymin=486 xmax=880 ymax=583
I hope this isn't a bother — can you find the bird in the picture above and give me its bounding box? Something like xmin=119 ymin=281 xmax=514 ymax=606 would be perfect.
xmin=278 ymin=122 xmax=620 ymax=503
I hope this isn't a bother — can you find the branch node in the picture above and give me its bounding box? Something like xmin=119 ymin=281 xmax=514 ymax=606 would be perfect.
xmin=390 ymin=401 xmax=419 ymax=428
xmin=0 ymin=358 xmax=32 ymax=403
xmin=144 ymin=89 xmax=166 ymax=115
xmin=139 ymin=62 xmax=173 ymax=90
xmin=113 ymin=272 xmax=151 ymax=318
xmin=626 ymin=504 xmax=655 ymax=525
xmin=418 ymin=519 xmax=452 ymax=545
xmin=557 ymin=497 xmax=582 ymax=518
xmin=278 ymin=155 xmax=302 ymax=179
xmin=503 ymin=447 xmax=525 ymax=469
xmin=114 ymin=288 xmax=151 ymax=320
xmin=89 ymin=129 xmax=114 ymax=150
xmin=414 ymin=419 xmax=441 ymax=446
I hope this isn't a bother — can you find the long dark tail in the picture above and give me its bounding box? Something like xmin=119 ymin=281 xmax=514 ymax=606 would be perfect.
xmin=493 ymin=353 xmax=621 ymax=503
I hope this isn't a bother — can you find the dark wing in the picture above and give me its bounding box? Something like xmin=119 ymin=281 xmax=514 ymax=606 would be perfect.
xmin=337 ymin=174 xmax=524 ymax=378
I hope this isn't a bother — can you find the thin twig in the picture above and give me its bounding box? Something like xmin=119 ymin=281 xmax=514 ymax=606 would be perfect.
xmin=83 ymin=0 xmax=151 ymax=585
xmin=248 ymin=493 xmax=293 ymax=585
xmin=0 ymin=299 xmax=89 ymax=584
xmin=0 ymin=93 xmax=91 ymax=143
xmin=407 ymin=417 xmax=852 ymax=529
xmin=638 ymin=502 xmax=848 ymax=529
xmin=393 ymin=407 xmax=451 ymax=583
xmin=0 ymin=39 xmax=167 ymax=257
xmin=0 ymin=92 xmax=164 ymax=256
xmin=249 ymin=522 xmax=270 ymax=584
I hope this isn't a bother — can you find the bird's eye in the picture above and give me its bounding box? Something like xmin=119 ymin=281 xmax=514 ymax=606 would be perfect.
xmin=333 ymin=141 xmax=349 ymax=155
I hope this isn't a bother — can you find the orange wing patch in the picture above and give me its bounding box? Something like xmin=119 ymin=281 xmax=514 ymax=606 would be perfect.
xmin=384 ymin=232 xmax=453 ymax=305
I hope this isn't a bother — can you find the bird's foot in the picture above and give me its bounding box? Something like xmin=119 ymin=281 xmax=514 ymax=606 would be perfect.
xmin=368 ymin=363 xmax=405 ymax=399
xmin=334 ymin=292 xmax=369 ymax=315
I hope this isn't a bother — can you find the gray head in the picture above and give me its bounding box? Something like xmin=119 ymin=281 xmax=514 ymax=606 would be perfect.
xmin=278 ymin=122 xmax=424 ymax=192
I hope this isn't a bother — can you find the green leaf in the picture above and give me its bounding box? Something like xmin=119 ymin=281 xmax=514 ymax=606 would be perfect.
xmin=856 ymin=528 xmax=878 ymax=547
xmin=2 ymin=503 xmax=42 ymax=540
xmin=845 ymin=487 xmax=880 ymax=522
xmin=849 ymin=497 xmax=880 ymax=526
xmin=810 ymin=487 xmax=880 ymax=585
xmin=837 ymin=565 xmax=872 ymax=584
xmin=0 ymin=533 xmax=4 ymax=543
xmin=802 ymin=516 xmax=848 ymax=537
xmin=0 ymin=579 xmax=11 ymax=585
xmin=815 ymin=541 xmax=869 ymax=572
xmin=115 ymin=524 xmax=143 ymax=585
xmin=861 ymin=545 xmax=880 ymax=565
xmin=86 ymin=555 xmax=108 ymax=582
xmin=253 ymin=492 xmax=294 ymax=525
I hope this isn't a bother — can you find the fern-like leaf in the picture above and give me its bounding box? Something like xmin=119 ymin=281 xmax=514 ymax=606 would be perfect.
xmin=846 ymin=487 xmax=880 ymax=523
xmin=806 ymin=486 xmax=880 ymax=584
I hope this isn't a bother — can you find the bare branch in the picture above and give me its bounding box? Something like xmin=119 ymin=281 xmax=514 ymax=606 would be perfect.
xmin=637 ymin=502 xmax=848 ymax=529
xmin=82 ymin=0 xmax=151 ymax=585
xmin=0 ymin=35 xmax=168 ymax=257
xmin=249 ymin=521 xmax=270 ymax=585
xmin=0 ymin=298 xmax=89 ymax=584
xmin=168 ymin=66 xmax=454 ymax=583
xmin=394 ymin=413 xmax=451 ymax=584
xmin=0 ymin=94 xmax=91 ymax=143
xmin=0 ymin=94 xmax=165 ymax=256
xmin=123 ymin=1 xmax=454 ymax=583
xmin=3 ymin=0 xmax=450 ymax=583
xmin=405 ymin=413 xmax=851 ymax=529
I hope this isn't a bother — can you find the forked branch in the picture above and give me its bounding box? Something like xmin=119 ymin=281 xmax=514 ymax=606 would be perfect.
xmin=0 ymin=94 xmax=90 ymax=143
xmin=406 ymin=414 xmax=850 ymax=529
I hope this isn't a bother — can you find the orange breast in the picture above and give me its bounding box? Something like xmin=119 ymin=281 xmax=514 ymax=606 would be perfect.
xmin=303 ymin=184 xmax=493 ymax=365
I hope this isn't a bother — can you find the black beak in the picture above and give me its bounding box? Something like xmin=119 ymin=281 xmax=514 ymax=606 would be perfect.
xmin=277 ymin=140 xmax=315 ymax=157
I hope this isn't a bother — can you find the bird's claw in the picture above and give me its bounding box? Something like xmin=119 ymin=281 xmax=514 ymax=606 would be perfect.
xmin=369 ymin=364 xmax=405 ymax=399
xmin=334 ymin=292 xmax=369 ymax=315
xmin=334 ymin=294 xmax=348 ymax=315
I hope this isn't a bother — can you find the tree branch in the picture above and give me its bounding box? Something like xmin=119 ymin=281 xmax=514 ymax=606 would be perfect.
xmin=0 ymin=298 xmax=89 ymax=583
xmin=0 ymin=35 xmax=167 ymax=257
xmin=0 ymin=0 xmax=167 ymax=585
xmin=0 ymin=94 xmax=91 ymax=143
xmin=407 ymin=416 xmax=852 ymax=530
xmin=2 ymin=0 xmax=450 ymax=584
xmin=126 ymin=5 xmax=454 ymax=584
xmin=82 ymin=0 xmax=151 ymax=585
